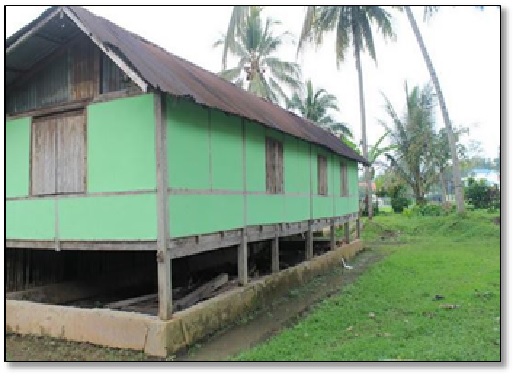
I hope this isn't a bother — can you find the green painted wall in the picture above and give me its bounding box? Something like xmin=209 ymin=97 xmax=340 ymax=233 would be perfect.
xmin=6 ymin=117 xmax=30 ymax=198
xmin=165 ymin=98 xmax=359 ymax=238
xmin=59 ymin=194 xmax=157 ymax=240
xmin=87 ymin=94 xmax=156 ymax=192
xmin=6 ymin=94 xmax=359 ymax=242
xmin=6 ymin=199 xmax=55 ymax=239
xmin=169 ymin=194 xmax=243 ymax=237
xmin=166 ymin=98 xmax=210 ymax=189
xmin=211 ymin=110 xmax=243 ymax=191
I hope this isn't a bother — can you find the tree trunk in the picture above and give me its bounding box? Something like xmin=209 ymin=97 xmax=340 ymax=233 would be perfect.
xmin=354 ymin=34 xmax=372 ymax=219
xmin=440 ymin=169 xmax=447 ymax=203
xmin=405 ymin=6 xmax=465 ymax=213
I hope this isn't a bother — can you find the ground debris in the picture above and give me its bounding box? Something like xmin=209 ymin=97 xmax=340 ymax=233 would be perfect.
xmin=439 ymin=304 xmax=460 ymax=310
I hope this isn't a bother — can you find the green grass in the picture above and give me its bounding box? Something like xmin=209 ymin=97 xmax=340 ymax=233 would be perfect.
xmin=234 ymin=210 xmax=501 ymax=361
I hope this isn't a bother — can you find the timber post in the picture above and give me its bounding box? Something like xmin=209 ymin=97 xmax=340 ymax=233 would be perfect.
xmin=238 ymin=228 xmax=248 ymax=285
xmin=344 ymin=221 xmax=350 ymax=245
xmin=305 ymin=220 xmax=313 ymax=260
xmin=330 ymin=219 xmax=336 ymax=250
xmin=271 ymin=225 xmax=279 ymax=273
xmin=154 ymin=91 xmax=173 ymax=320
xmin=356 ymin=218 xmax=361 ymax=240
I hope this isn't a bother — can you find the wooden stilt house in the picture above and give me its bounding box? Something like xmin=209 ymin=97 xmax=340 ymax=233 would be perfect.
xmin=5 ymin=6 xmax=368 ymax=319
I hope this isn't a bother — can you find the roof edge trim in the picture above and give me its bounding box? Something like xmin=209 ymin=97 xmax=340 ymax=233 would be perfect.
xmin=6 ymin=7 xmax=61 ymax=55
xmin=62 ymin=7 xmax=148 ymax=93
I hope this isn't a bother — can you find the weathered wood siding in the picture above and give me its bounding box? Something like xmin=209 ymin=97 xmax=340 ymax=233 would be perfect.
xmin=31 ymin=116 xmax=57 ymax=195
xmin=6 ymin=34 xmax=130 ymax=115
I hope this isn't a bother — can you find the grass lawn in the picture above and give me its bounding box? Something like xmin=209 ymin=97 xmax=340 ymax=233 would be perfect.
xmin=234 ymin=210 xmax=501 ymax=361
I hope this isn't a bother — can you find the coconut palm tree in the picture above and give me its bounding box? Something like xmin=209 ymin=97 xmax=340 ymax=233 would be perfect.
xmin=215 ymin=6 xmax=301 ymax=105
xmin=288 ymin=79 xmax=352 ymax=138
xmin=298 ymin=6 xmax=396 ymax=219
xmin=381 ymin=83 xmax=439 ymax=205
xmin=221 ymin=6 xmax=250 ymax=70
xmin=404 ymin=6 xmax=466 ymax=213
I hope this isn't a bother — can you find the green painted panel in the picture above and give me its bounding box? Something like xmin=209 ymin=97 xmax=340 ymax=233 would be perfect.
xmin=167 ymin=99 xmax=210 ymax=189
xmin=284 ymin=196 xmax=310 ymax=223
xmin=170 ymin=194 xmax=243 ymax=237
xmin=245 ymin=121 xmax=266 ymax=192
xmin=87 ymin=94 xmax=156 ymax=192
xmin=59 ymin=194 xmax=157 ymax=240
xmin=6 ymin=117 xmax=30 ymax=197
xmin=6 ymin=199 xmax=55 ymax=239
xmin=247 ymin=194 xmax=285 ymax=226
xmin=285 ymin=136 xmax=310 ymax=194
xmin=211 ymin=110 xmax=243 ymax=190
xmin=313 ymin=196 xmax=333 ymax=219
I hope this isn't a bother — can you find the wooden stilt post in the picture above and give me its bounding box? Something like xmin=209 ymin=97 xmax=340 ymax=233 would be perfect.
xmin=344 ymin=221 xmax=350 ymax=244
xmin=238 ymin=229 xmax=248 ymax=285
xmin=271 ymin=226 xmax=279 ymax=273
xmin=154 ymin=92 xmax=173 ymax=320
xmin=305 ymin=221 xmax=313 ymax=260
xmin=330 ymin=219 xmax=337 ymax=250
xmin=356 ymin=218 xmax=361 ymax=239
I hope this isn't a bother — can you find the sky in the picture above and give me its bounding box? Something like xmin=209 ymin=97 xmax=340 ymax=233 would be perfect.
xmin=4 ymin=4 xmax=501 ymax=161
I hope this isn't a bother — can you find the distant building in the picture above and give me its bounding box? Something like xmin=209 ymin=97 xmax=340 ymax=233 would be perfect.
xmin=464 ymin=168 xmax=500 ymax=187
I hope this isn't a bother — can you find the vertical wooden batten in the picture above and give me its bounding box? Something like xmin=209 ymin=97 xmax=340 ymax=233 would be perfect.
xmin=154 ymin=91 xmax=173 ymax=320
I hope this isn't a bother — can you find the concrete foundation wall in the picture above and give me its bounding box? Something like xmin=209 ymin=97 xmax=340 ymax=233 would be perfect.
xmin=6 ymin=240 xmax=363 ymax=358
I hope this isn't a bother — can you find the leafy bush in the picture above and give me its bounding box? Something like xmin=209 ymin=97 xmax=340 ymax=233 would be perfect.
xmin=465 ymin=178 xmax=500 ymax=210
xmin=391 ymin=197 xmax=410 ymax=213
xmin=388 ymin=184 xmax=410 ymax=214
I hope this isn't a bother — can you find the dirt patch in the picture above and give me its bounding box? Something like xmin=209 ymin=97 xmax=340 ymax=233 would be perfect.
xmin=492 ymin=216 xmax=500 ymax=225
xmin=5 ymin=248 xmax=384 ymax=362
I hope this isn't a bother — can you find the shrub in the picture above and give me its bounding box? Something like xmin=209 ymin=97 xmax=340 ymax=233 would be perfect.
xmin=391 ymin=197 xmax=410 ymax=213
xmin=465 ymin=178 xmax=500 ymax=210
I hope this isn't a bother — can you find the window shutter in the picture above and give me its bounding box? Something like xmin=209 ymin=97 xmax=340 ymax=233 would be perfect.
xmin=31 ymin=117 xmax=57 ymax=195
xmin=57 ymin=111 xmax=86 ymax=193
xmin=266 ymin=138 xmax=274 ymax=193
xmin=341 ymin=162 xmax=348 ymax=196
xmin=276 ymin=141 xmax=284 ymax=193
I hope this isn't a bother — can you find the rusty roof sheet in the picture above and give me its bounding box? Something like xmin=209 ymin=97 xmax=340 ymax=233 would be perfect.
xmin=7 ymin=6 xmax=369 ymax=165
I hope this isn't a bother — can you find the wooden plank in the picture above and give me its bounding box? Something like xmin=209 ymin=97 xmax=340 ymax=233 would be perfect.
xmin=305 ymin=221 xmax=313 ymax=260
xmin=271 ymin=234 xmax=279 ymax=273
xmin=330 ymin=219 xmax=336 ymax=250
xmin=277 ymin=140 xmax=284 ymax=193
xmin=154 ymin=92 xmax=173 ymax=320
xmin=31 ymin=116 xmax=57 ymax=195
xmin=174 ymin=273 xmax=228 ymax=311
xmin=70 ymin=37 xmax=96 ymax=100
xmin=344 ymin=222 xmax=350 ymax=244
xmin=356 ymin=218 xmax=361 ymax=239
xmin=63 ymin=8 xmax=148 ymax=92
xmin=340 ymin=162 xmax=349 ymax=196
xmin=56 ymin=110 xmax=86 ymax=193
xmin=106 ymin=293 xmax=158 ymax=310
xmin=238 ymin=232 xmax=248 ymax=286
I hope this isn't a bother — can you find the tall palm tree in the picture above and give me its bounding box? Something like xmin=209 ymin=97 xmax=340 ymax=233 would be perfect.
xmin=215 ymin=6 xmax=301 ymax=105
xmin=298 ymin=6 xmax=396 ymax=219
xmin=221 ymin=6 xmax=250 ymax=70
xmin=404 ymin=6 xmax=465 ymax=213
xmin=288 ymin=79 xmax=352 ymax=138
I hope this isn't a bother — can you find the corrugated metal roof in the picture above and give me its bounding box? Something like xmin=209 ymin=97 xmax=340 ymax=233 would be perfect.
xmin=7 ymin=6 xmax=369 ymax=165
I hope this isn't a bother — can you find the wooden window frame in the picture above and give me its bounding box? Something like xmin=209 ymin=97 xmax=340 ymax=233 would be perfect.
xmin=265 ymin=137 xmax=284 ymax=194
xmin=340 ymin=161 xmax=349 ymax=197
xmin=317 ymin=154 xmax=328 ymax=196
xmin=30 ymin=109 xmax=87 ymax=196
